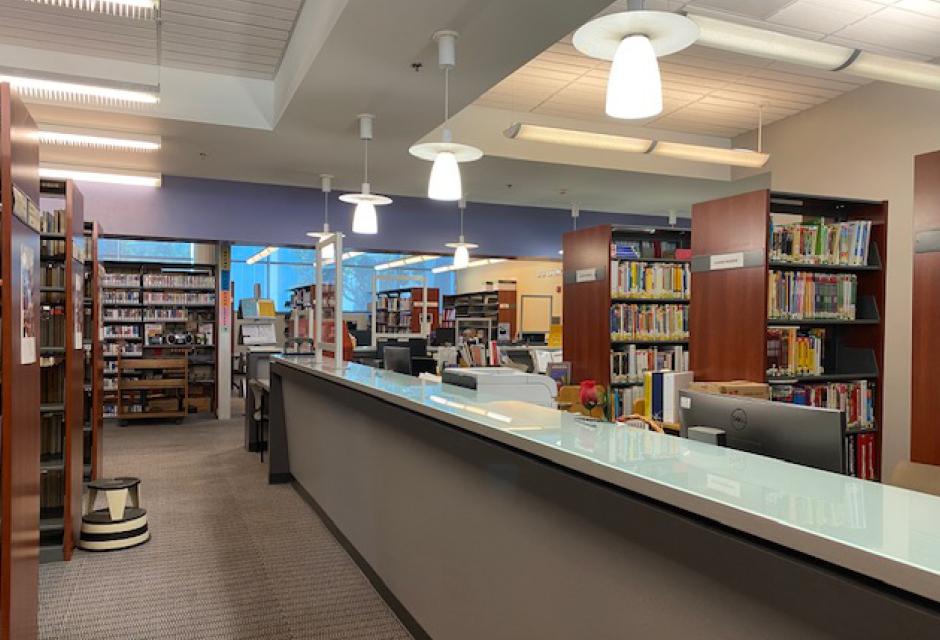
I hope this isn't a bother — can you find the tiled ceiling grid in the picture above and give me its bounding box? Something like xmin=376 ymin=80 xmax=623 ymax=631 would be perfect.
xmin=0 ymin=0 xmax=304 ymax=79
xmin=475 ymin=0 xmax=940 ymax=137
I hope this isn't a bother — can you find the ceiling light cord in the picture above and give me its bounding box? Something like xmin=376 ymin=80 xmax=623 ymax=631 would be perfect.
xmin=363 ymin=137 xmax=369 ymax=185
xmin=444 ymin=66 xmax=450 ymax=127
xmin=459 ymin=201 xmax=465 ymax=239
xmin=757 ymin=104 xmax=763 ymax=153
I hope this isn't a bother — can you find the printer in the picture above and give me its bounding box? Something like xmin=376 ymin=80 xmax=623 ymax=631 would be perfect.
xmin=442 ymin=367 xmax=558 ymax=408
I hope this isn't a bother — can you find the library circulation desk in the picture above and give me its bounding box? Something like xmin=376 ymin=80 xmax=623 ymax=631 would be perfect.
xmin=268 ymin=356 xmax=940 ymax=639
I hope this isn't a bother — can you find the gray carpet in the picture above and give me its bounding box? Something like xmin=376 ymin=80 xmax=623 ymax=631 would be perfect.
xmin=39 ymin=411 xmax=413 ymax=640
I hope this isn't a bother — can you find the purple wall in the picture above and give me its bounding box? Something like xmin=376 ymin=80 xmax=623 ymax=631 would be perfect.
xmin=78 ymin=175 xmax=689 ymax=258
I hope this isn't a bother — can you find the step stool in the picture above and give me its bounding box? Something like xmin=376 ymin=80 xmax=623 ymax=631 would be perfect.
xmin=78 ymin=477 xmax=151 ymax=552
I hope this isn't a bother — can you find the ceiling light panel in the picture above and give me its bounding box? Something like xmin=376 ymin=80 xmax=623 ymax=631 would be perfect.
xmin=0 ymin=69 xmax=159 ymax=107
xmin=37 ymin=125 xmax=161 ymax=151
xmin=25 ymin=0 xmax=158 ymax=19
xmin=39 ymin=164 xmax=162 ymax=187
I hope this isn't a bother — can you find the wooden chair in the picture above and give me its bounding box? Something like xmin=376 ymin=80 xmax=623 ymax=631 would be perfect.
xmin=889 ymin=461 xmax=940 ymax=498
xmin=557 ymin=385 xmax=607 ymax=419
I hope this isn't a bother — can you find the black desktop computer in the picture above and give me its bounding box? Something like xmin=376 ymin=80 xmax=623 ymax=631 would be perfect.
xmin=678 ymin=390 xmax=846 ymax=474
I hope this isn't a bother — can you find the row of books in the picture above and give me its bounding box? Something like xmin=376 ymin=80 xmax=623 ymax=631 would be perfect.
xmin=142 ymin=292 xmax=215 ymax=305
xmin=610 ymin=239 xmax=684 ymax=260
xmin=41 ymin=238 xmax=66 ymax=261
xmin=40 ymin=471 xmax=65 ymax=510
xmin=770 ymin=380 xmax=875 ymax=430
xmin=376 ymin=296 xmax=413 ymax=311
xmin=643 ymin=370 xmax=694 ymax=423
xmin=846 ymin=433 xmax=877 ymax=480
xmin=40 ymin=209 xmax=66 ymax=234
xmin=42 ymin=264 xmax=65 ymax=287
xmin=610 ymin=345 xmax=689 ymax=383
xmin=610 ymin=261 xmax=690 ymax=299
xmin=104 ymin=291 xmax=141 ymax=304
xmin=102 ymin=273 xmax=140 ymax=287
xmin=142 ymin=273 xmax=214 ymax=289
xmin=40 ymin=308 xmax=66 ymax=348
xmin=768 ymin=271 xmax=858 ymax=320
xmin=611 ymin=385 xmax=644 ymax=420
xmin=104 ymin=343 xmax=143 ymax=357
xmin=104 ymin=325 xmax=141 ymax=338
xmin=767 ymin=327 xmax=826 ymax=377
xmin=770 ymin=220 xmax=872 ymax=266
xmin=610 ymin=304 xmax=689 ymax=341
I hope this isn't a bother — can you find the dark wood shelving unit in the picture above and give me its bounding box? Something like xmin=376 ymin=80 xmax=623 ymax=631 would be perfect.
xmin=1 ymin=81 xmax=41 ymax=640
xmin=37 ymin=177 xmax=85 ymax=563
xmin=441 ymin=286 xmax=517 ymax=341
xmin=690 ymin=189 xmax=887 ymax=480
xmin=562 ymin=224 xmax=691 ymax=389
xmin=374 ymin=286 xmax=440 ymax=334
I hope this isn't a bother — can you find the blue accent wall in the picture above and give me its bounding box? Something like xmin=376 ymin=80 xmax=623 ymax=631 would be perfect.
xmin=78 ymin=175 xmax=689 ymax=259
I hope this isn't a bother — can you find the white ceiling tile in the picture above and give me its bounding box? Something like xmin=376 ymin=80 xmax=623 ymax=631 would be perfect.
xmin=686 ymin=0 xmax=797 ymax=19
xmin=768 ymin=0 xmax=881 ymax=34
xmin=895 ymin=0 xmax=940 ymax=18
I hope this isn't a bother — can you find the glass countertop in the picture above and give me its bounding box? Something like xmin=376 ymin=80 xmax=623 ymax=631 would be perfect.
xmin=272 ymin=355 xmax=940 ymax=603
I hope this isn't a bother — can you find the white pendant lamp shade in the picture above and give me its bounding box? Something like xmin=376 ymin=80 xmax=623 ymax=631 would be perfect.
xmin=446 ymin=198 xmax=477 ymax=266
xmin=429 ymin=151 xmax=462 ymax=201
xmin=453 ymin=244 xmax=470 ymax=268
xmin=606 ymin=35 xmax=662 ymax=119
xmin=573 ymin=9 xmax=698 ymax=120
xmin=321 ymin=242 xmax=335 ymax=260
xmin=409 ymin=30 xmax=482 ymax=201
xmin=352 ymin=202 xmax=378 ymax=235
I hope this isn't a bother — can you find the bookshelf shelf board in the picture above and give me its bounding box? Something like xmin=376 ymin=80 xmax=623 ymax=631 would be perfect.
xmin=612 ymin=298 xmax=690 ymax=304
xmin=39 ymin=458 xmax=64 ymax=471
xmin=144 ymin=303 xmax=215 ymax=308
xmin=767 ymin=318 xmax=880 ymax=326
xmin=767 ymin=372 xmax=879 ymax=384
xmin=39 ymin=517 xmax=64 ymax=533
xmin=40 ymin=232 xmax=66 ymax=240
xmin=611 ymin=339 xmax=690 ymax=346
xmin=143 ymin=318 xmax=188 ymax=323
xmin=613 ymin=257 xmax=691 ymax=264
xmin=120 ymin=379 xmax=186 ymax=390
xmin=104 ymin=336 xmax=143 ymax=341
xmin=104 ymin=318 xmax=144 ymax=323
xmin=40 ymin=286 xmax=65 ymax=293
xmin=142 ymin=286 xmax=215 ymax=292
xmin=101 ymin=285 xmax=141 ymax=290
xmin=846 ymin=424 xmax=879 ymax=436
xmin=117 ymin=411 xmax=186 ymax=420
xmin=610 ymin=381 xmax=644 ymax=388
xmin=103 ymin=302 xmax=142 ymax=306
xmin=40 ymin=346 xmax=65 ymax=354
xmin=104 ymin=354 xmax=143 ymax=360
xmin=767 ymin=260 xmax=880 ymax=272
xmin=40 ymin=403 xmax=65 ymax=413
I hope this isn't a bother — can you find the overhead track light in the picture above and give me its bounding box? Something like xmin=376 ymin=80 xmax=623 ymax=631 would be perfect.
xmin=573 ymin=2 xmax=699 ymax=119
xmin=504 ymin=123 xmax=769 ymax=168
xmin=25 ymin=0 xmax=158 ymax=19
xmin=36 ymin=124 xmax=161 ymax=151
xmin=0 ymin=68 xmax=159 ymax=107
xmin=307 ymin=174 xmax=341 ymax=260
xmin=340 ymin=114 xmax=391 ymax=235
xmin=39 ymin=164 xmax=162 ymax=187
xmin=246 ymin=246 xmax=278 ymax=265
xmin=688 ymin=13 xmax=940 ymax=92
xmin=374 ymin=255 xmax=439 ymax=271
xmin=446 ymin=198 xmax=478 ymax=268
xmin=409 ymin=30 xmax=483 ymax=201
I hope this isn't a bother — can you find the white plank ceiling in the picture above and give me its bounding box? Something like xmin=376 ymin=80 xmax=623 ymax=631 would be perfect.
xmin=475 ymin=0 xmax=940 ymax=137
xmin=0 ymin=0 xmax=304 ymax=79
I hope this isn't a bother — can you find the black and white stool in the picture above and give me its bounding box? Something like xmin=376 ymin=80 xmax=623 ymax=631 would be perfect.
xmin=78 ymin=477 xmax=151 ymax=552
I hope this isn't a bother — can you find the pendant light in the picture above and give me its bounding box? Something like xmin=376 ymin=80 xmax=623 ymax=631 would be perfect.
xmin=409 ymin=30 xmax=483 ymax=201
xmin=559 ymin=205 xmax=579 ymax=255
xmin=306 ymin=174 xmax=339 ymax=260
xmin=572 ymin=1 xmax=698 ymax=120
xmin=340 ymin=114 xmax=391 ymax=235
xmin=445 ymin=198 xmax=478 ymax=267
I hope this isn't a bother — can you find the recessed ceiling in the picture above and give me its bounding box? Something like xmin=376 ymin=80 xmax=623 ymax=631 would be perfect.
xmin=475 ymin=0 xmax=940 ymax=138
xmin=0 ymin=0 xmax=304 ymax=79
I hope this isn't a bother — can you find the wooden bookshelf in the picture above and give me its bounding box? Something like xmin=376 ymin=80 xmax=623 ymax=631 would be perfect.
xmin=912 ymin=150 xmax=940 ymax=465
xmin=83 ymin=221 xmax=103 ymax=479
xmin=117 ymin=356 xmax=188 ymax=423
xmin=37 ymin=178 xmax=85 ymax=563
xmin=562 ymin=224 xmax=691 ymax=394
xmin=690 ymin=189 xmax=887 ymax=480
xmin=375 ymin=286 xmax=440 ymax=334
xmin=101 ymin=262 xmax=217 ymax=417
xmin=1 ymin=81 xmax=41 ymax=640
xmin=441 ymin=286 xmax=516 ymax=341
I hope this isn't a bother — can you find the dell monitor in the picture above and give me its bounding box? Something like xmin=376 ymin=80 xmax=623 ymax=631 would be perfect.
xmin=678 ymin=390 xmax=845 ymax=474
xmin=383 ymin=346 xmax=413 ymax=375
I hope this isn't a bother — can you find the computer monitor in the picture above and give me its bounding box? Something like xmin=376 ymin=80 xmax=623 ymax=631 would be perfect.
xmin=678 ymin=390 xmax=845 ymax=474
xmin=407 ymin=337 xmax=428 ymax=358
xmin=383 ymin=346 xmax=412 ymax=375
xmin=521 ymin=332 xmax=547 ymax=345
xmin=411 ymin=356 xmax=437 ymax=377
xmin=431 ymin=328 xmax=456 ymax=346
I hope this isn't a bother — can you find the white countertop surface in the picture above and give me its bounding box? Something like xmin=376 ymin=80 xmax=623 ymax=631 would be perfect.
xmin=273 ymin=355 xmax=940 ymax=604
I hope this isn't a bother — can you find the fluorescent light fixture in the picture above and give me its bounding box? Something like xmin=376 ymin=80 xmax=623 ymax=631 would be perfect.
xmin=573 ymin=10 xmax=698 ymax=120
xmin=504 ymin=123 xmax=768 ymax=168
xmin=39 ymin=164 xmax=162 ymax=186
xmin=0 ymin=68 xmax=159 ymax=106
xmin=505 ymin=123 xmax=652 ymax=153
xmin=246 ymin=246 xmax=278 ymax=265
xmin=374 ymin=255 xmax=439 ymax=271
xmin=25 ymin=0 xmax=158 ymax=19
xmin=36 ymin=125 xmax=161 ymax=151
xmin=322 ymin=251 xmax=364 ymax=266
xmin=689 ymin=13 xmax=940 ymax=92
xmin=432 ymin=258 xmax=506 ymax=274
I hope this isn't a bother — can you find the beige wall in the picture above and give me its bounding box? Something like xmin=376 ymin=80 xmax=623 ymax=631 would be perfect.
xmin=734 ymin=82 xmax=940 ymax=477
xmin=455 ymin=260 xmax=563 ymax=335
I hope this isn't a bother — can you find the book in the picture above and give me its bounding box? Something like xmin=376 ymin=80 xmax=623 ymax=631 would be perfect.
xmin=546 ymin=362 xmax=571 ymax=388
xmin=767 ymin=271 xmax=857 ymax=320
xmin=662 ymin=371 xmax=694 ymax=424
xmin=770 ymin=219 xmax=872 ymax=266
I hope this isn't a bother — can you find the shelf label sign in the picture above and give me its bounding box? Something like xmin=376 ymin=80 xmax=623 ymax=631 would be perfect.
xmin=575 ymin=268 xmax=597 ymax=283
xmin=709 ymin=252 xmax=745 ymax=271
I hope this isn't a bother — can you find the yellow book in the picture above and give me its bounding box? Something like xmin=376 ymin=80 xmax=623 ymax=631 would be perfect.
xmin=644 ymin=371 xmax=653 ymax=419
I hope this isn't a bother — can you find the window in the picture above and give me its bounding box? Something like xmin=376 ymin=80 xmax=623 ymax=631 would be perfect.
xmin=99 ymin=238 xmax=197 ymax=264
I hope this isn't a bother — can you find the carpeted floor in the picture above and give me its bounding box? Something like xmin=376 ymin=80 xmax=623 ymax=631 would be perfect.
xmin=38 ymin=410 xmax=412 ymax=640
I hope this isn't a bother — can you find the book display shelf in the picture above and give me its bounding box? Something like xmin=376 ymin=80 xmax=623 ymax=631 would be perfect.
xmin=441 ymin=284 xmax=516 ymax=342
xmin=1 ymin=82 xmax=41 ymax=640
xmin=562 ymin=224 xmax=691 ymax=422
xmin=691 ymin=189 xmax=887 ymax=480
xmin=83 ymin=222 xmax=103 ymax=479
xmin=375 ymin=286 xmax=439 ymax=335
xmin=37 ymin=177 xmax=85 ymax=563
xmin=101 ymin=262 xmax=217 ymax=418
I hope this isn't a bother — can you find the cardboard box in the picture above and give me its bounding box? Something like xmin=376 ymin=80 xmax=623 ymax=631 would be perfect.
xmin=689 ymin=380 xmax=769 ymax=400
xmin=148 ymin=398 xmax=180 ymax=412
xmin=188 ymin=396 xmax=212 ymax=413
